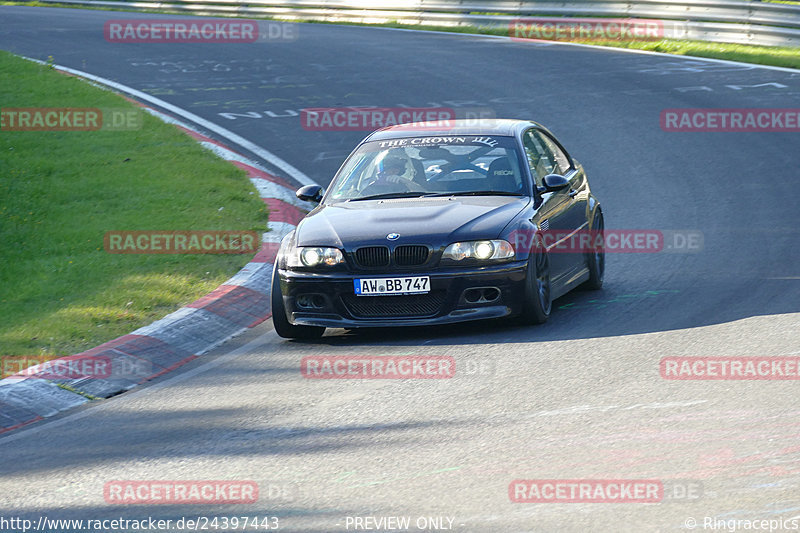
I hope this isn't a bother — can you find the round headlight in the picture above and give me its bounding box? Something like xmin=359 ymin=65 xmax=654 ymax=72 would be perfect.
xmin=300 ymin=247 xmax=322 ymax=266
xmin=474 ymin=241 xmax=495 ymax=260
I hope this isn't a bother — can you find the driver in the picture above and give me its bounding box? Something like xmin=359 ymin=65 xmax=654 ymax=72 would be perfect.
xmin=376 ymin=155 xmax=408 ymax=184
xmin=360 ymin=154 xmax=412 ymax=195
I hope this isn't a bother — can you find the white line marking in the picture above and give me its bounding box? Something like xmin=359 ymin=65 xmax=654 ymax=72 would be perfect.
xmin=250 ymin=178 xmax=315 ymax=209
xmin=199 ymin=141 xmax=251 ymax=164
xmin=25 ymin=57 xmax=317 ymax=187
xmin=263 ymin=222 xmax=296 ymax=242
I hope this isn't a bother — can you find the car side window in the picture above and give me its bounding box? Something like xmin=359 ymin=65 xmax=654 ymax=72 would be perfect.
xmin=533 ymin=131 xmax=571 ymax=175
xmin=523 ymin=130 xmax=553 ymax=186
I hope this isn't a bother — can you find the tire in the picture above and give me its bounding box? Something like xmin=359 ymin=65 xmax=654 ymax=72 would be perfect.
xmin=582 ymin=210 xmax=605 ymax=290
xmin=271 ymin=266 xmax=325 ymax=340
xmin=519 ymin=237 xmax=552 ymax=324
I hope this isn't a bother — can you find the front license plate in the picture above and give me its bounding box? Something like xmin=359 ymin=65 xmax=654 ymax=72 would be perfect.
xmin=354 ymin=276 xmax=430 ymax=296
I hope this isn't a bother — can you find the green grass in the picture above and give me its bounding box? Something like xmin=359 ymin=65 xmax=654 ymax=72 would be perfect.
xmin=0 ymin=50 xmax=268 ymax=358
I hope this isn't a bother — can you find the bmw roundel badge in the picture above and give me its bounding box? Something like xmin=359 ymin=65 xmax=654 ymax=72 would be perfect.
xmin=387 ymin=233 xmax=400 ymax=241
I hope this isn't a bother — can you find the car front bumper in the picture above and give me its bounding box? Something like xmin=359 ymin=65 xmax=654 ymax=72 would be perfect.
xmin=277 ymin=261 xmax=528 ymax=328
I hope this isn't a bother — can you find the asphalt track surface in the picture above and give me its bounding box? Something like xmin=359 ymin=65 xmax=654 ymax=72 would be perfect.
xmin=1 ymin=7 xmax=800 ymax=532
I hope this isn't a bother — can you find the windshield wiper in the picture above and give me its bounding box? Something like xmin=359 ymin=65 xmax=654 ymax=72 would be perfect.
xmin=427 ymin=191 xmax=524 ymax=197
xmin=348 ymin=192 xmax=437 ymax=202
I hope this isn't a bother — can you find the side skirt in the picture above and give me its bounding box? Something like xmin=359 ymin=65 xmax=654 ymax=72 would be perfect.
xmin=551 ymin=267 xmax=590 ymax=300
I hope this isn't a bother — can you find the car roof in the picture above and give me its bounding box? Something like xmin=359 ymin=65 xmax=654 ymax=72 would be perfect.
xmin=363 ymin=119 xmax=544 ymax=142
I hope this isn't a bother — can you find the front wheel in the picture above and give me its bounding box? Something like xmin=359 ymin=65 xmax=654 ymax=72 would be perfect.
xmin=519 ymin=238 xmax=552 ymax=324
xmin=271 ymin=266 xmax=325 ymax=340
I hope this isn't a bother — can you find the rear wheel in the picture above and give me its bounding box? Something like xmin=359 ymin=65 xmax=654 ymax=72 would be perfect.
xmin=582 ymin=210 xmax=604 ymax=290
xmin=271 ymin=266 xmax=325 ymax=340
xmin=519 ymin=237 xmax=551 ymax=324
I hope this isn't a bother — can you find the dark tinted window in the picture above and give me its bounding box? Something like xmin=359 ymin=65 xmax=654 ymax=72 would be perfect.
xmin=523 ymin=130 xmax=571 ymax=184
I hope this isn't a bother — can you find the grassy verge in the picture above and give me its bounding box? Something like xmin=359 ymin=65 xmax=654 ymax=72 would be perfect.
xmin=0 ymin=50 xmax=268 ymax=358
xmin=4 ymin=2 xmax=799 ymax=70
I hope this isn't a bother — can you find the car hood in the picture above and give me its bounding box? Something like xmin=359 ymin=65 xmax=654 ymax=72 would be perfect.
xmin=295 ymin=196 xmax=529 ymax=248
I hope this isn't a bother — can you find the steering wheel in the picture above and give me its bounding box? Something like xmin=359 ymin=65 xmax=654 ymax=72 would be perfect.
xmin=360 ymin=177 xmax=413 ymax=197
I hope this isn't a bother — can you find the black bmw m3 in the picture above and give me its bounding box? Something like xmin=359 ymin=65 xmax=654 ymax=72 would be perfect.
xmin=272 ymin=119 xmax=604 ymax=339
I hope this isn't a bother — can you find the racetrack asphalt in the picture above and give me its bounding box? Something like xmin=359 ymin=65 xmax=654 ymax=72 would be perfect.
xmin=1 ymin=7 xmax=799 ymax=532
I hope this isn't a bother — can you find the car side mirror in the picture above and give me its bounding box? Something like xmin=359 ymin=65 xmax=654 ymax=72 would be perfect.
xmin=541 ymin=174 xmax=570 ymax=193
xmin=296 ymin=184 xmax=324 ymax=203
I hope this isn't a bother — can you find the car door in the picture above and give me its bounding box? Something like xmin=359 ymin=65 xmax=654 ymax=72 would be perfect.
xmin=522 ymin=128 xmax=576 ymax=283
xmin=531 ymin=130 xmax=591 ymax=285
xmin=534 ymin=130 xmax=588 ymax=234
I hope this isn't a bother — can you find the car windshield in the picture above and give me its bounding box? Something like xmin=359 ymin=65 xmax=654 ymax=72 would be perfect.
xmin=326 ymin=135 xmax=528 ymax=202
